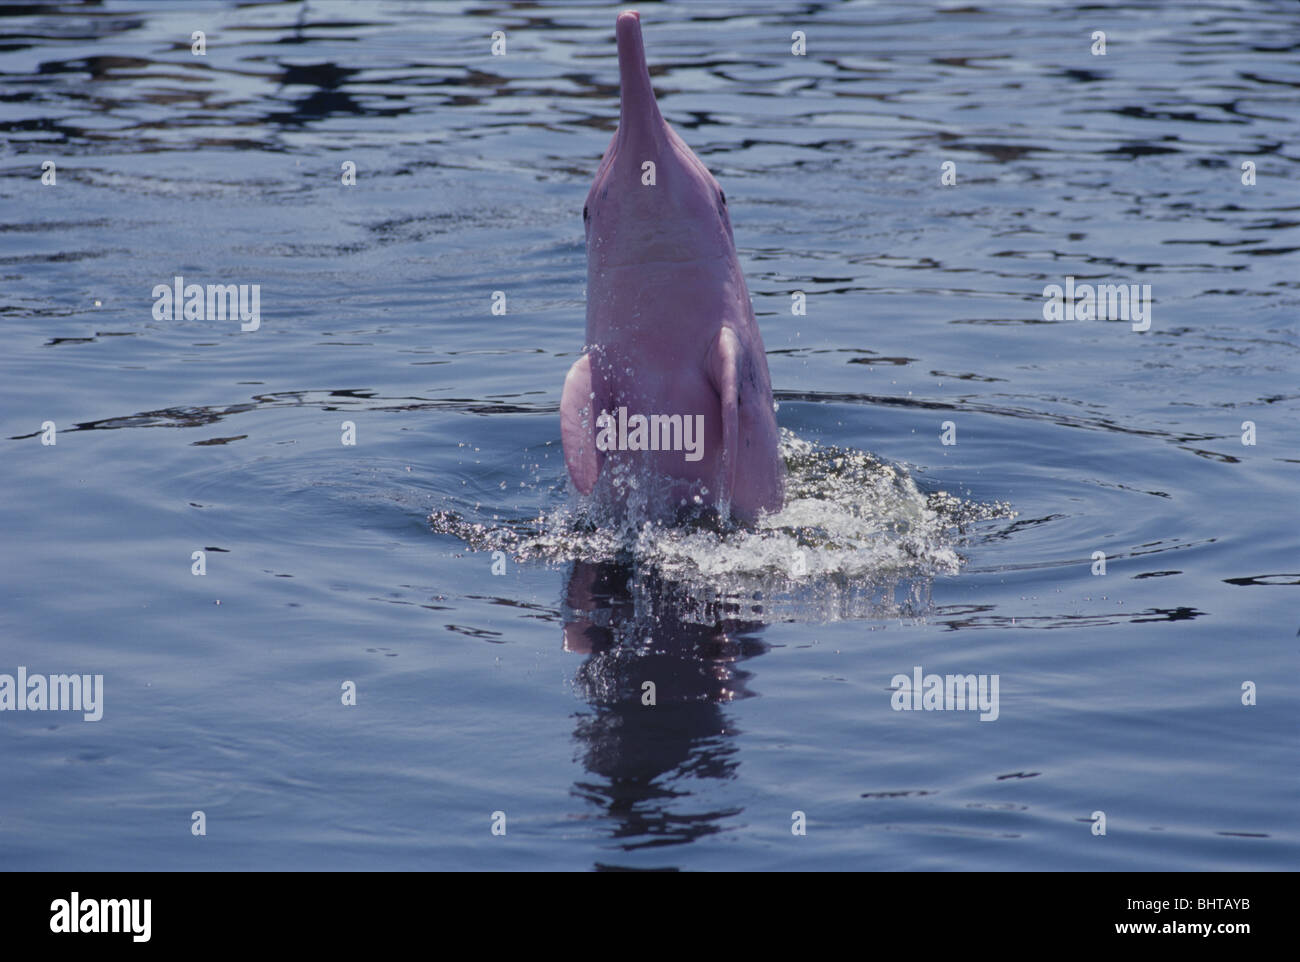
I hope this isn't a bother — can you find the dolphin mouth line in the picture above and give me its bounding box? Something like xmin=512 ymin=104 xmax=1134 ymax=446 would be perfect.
xmin=599 ymin=252 xmax=732 ymax=268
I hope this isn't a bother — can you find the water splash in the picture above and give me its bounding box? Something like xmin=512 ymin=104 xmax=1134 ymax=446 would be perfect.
xmin=429 ymin=430 xmax=1013 ymax=623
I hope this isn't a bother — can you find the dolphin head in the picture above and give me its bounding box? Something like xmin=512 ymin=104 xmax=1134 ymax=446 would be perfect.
xmin=584 ymin=10 xmax=737 ymax=272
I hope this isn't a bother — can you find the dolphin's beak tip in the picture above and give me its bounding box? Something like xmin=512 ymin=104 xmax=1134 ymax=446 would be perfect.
xmin=616 ymin=9 xmax=642 ymax=45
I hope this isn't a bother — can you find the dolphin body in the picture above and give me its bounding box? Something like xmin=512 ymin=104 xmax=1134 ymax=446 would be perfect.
xmin=560 ymin=10 xmax=784 ymax=523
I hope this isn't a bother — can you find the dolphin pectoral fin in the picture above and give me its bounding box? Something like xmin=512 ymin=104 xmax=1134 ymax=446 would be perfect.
xmin=560 ymin=353 xmax=605 ymax=495
xmin=707 ymin=327 xmax=742 ymax=507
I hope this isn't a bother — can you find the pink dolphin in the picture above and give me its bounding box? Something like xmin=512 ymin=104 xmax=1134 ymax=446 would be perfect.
xmin=560 ymin=10 xmax=784 ymax=523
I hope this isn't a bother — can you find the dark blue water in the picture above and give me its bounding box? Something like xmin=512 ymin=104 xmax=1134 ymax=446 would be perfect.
xmin=1 ymin=0 xmax=1296 ymax=870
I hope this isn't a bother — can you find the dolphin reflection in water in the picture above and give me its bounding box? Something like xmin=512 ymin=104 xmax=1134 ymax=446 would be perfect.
xmin=561 ymin=560 xmax=769 ymax=851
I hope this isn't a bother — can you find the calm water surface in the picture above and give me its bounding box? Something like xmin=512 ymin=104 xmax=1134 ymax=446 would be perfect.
xmin=1 ymin=0 xmax=1297 ymax=870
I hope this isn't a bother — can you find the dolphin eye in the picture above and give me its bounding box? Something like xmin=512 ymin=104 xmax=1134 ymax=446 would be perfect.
xmin=583 ymin=205 xmax=589 ymax=222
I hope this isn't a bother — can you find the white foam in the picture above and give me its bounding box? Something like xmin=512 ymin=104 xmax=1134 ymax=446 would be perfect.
xmin=429 ymin=429 xmax=1014 ymax=623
